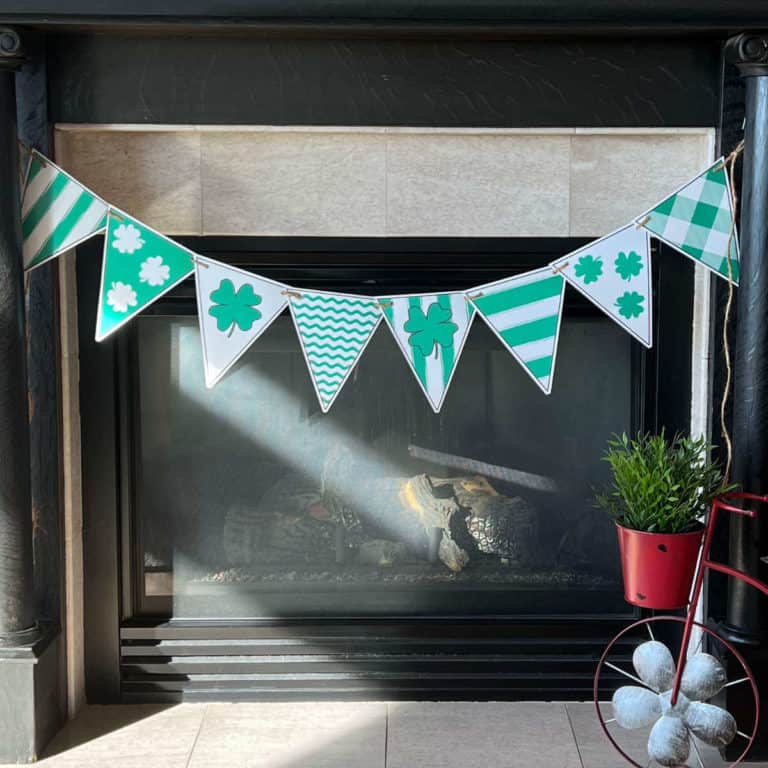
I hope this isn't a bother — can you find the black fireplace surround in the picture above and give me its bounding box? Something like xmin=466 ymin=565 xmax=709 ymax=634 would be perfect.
xmin=77 ymin=235 xmax=695 ymax=702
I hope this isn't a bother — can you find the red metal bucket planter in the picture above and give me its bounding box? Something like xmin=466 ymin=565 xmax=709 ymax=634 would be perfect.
xmin=616 ymin=523 xmax=704 ymax=609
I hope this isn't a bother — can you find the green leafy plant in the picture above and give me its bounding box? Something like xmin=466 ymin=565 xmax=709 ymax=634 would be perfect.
xmin=595 ymin=431 xmax=735 ymax=533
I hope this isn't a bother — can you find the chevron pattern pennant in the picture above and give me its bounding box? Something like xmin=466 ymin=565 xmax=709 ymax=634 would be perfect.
xmin=289 ymin=291 xmax=382 ymax=412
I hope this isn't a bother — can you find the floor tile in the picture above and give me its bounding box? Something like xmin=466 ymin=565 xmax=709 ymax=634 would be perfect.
xmin=567 ymin=701 xmax=732 ymax=768
xmin=386 ymin=702 xmax=581 ymax=768
xmin=33 ymin=704 xmax=205 ymax=767
xmin=187 ymin=701 xmax=386 ymax=768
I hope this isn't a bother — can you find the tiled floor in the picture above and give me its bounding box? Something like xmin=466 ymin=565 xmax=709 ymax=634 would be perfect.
xmin=5 ymin=702 xmax=768 ymax=767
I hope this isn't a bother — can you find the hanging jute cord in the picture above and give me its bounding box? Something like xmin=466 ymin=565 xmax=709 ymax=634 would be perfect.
xmin=720 ymin=140 xmax=744 ymax=483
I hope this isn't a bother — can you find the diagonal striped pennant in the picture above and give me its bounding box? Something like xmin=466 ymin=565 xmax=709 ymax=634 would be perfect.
xmin=21 ymin=150 xmax=108 ymax=271
xmin=468 ymin=268 xmax=566 ymax=395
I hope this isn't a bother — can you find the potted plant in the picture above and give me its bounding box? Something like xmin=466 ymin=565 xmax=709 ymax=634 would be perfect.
xmin=596 ymin=431 xmax=734 ymax=609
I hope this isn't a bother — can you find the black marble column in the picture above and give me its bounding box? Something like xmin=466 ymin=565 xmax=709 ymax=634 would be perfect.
xmin=0 ymin=27 xmax=35 ymax=643
xmin=724 ymin=32 xmax=768 ymax=642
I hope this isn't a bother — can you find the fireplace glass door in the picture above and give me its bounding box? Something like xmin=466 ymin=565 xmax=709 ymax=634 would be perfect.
xmin=129 ymin=251 xmax=640 ymax=620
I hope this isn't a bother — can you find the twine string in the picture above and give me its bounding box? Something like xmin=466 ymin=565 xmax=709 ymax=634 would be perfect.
xmin=720 ymin=140 xmax=744 ymax=483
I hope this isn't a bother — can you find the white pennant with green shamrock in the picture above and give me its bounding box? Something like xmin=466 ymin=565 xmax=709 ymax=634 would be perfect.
xmin=288 ymin=290 xmax=382 ymax=412
xmin=550 ymin=224 xmax=653 ymax=348
xmin=195 ymin=257 xmax=289 ymax=388
xmin=96 ymin=210 xmax=195 ymax=341
xmin=637 ymin=158 xmax=739 ymax=284
xmin=379 ymin=293 xmax=475 ymax=413
xmin=21 ymin=150 xmax=108 ymax=270
xmin=468 ymin=268 xmax=565 ymax=395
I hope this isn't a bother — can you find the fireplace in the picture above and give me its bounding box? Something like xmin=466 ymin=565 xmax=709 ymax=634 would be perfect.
xmin=78 ymin=236 xmax=692 ymax=701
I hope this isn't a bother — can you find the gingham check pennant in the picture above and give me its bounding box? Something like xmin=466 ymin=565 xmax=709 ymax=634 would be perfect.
xmin=637 ymin=159 xmax=739 ymax=284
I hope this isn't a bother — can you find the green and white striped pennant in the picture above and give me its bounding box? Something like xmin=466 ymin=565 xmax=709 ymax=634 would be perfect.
xmin=289 ymin=290 xmax=382 ymax=412
xmin=637 ymin=158 xmax=739 ymax=284
xmin=379 ymin=292 xmax=475 ymax=413
xmin=96 ymin=210 xmax=195 ymax=341
xmin=21 ymin=150 xmax=108 ymax=270
xmin=468 ymin=268 xmax=566 ymax=394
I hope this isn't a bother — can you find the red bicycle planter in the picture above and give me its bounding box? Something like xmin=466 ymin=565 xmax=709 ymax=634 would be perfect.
xmin=594 ymin=492 xmax=768 ymax=767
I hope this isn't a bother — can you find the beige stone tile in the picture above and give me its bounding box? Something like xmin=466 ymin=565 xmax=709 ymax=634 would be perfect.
xmin=569 ymin=133 xmax=713 ymax=237
xmin=566 ymin=701 xmax=731 ymax=768
xmin=386 ymin=134 xmax=571 ymax=236
xmin=187 ymin=701 xmax=385 ymax=768
xmin=54 ymin=130 xmax=202 ymax=235
xmin=201 ymin=132 xmax=386 ymax=236
xmin=386 ymin=701 xmax=581 ymax=768
xmin=32 ymin=704 xmax=206 ymax=767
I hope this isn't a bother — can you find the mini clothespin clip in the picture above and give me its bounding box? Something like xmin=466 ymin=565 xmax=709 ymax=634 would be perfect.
xmin=635 ymin=215 xmax=651 ymax=230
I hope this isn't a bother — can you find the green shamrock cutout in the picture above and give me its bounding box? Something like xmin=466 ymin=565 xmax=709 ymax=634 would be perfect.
xmin=208 ymin=279 xmax=263 ymax=336
xmin=615 ymin=250 xmax=644 ymax=281
xmin=615 ymin=291 xmax=645 ymax=319
xmin=404 ymin=302 xmax=458 ymax=358
xmin=574 ymin=254 xmax=603 ymax=284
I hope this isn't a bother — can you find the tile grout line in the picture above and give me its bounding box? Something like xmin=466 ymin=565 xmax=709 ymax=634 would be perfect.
xmin=564 ymin=704 xmax=586 ymax=768
xmin=183 ymin=704 xmax=208 ymax=768
xmin=384 ymin=702 xmax=389 ymax=768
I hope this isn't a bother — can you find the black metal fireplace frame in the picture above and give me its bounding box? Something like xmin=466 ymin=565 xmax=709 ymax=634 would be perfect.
xmin=77 ymin=233 xmax=695 ymax=702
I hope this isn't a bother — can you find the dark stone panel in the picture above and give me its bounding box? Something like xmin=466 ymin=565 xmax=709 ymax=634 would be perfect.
xmin=1 ymin=0 xmax=768 ymax=32
xmin=17 ymin=32 xmax=63 ymax=626
xmin=77 ymin=239 xmax=121 ymax=703
xmin=0 ymin=627 xmax=63 ymax=763
xmin=46 ymin=34 xmax=720 ymax=127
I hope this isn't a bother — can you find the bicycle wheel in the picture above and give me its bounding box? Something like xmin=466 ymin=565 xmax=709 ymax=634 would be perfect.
xmin=593 ymin=616 xmax=759 ymax=767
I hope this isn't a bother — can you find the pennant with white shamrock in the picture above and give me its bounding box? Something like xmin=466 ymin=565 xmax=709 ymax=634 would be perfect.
xmin=379 ymin=293 xmax=474 ymax=413
xmin=468 ymin=268 xmax=565 ymax=395
xmin=21 ymin=150 xmax=108 ymax=270
xmin=550 ymin=224 xmax=652 ymax=347
xmin=194 ymin=258 xmax=289 ymax=388
xmin=637 ymin=158 xmax=739 ymax=284
xmin=95 ymin=210 xmax=195 ymax=341
xmin=288 ymin=290 xmax=382 ymax=412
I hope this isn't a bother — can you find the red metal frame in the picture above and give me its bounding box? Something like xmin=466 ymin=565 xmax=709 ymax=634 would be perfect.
xmin=669 ymin=492 xmax=768 ymax=707
xmin=594 ymin=492 xmax=768 ymax=767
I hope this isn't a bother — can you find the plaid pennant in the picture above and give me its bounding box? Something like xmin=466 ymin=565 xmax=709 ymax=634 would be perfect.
xmin=638 ymin=159 xmax=739 ymax=284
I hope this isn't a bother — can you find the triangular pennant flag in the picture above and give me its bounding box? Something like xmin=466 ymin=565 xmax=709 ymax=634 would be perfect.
xmin=637 ymin=158 xmax=739 ymax=284
xmin=288 ymin=290 xmax=382 ymax=412
xmin=468 ymin=268 xmax=565 ymax=395
xmin=21 ymin=150 xmax=108 ymax=270
xmin=379 ymin=292 xmax=474 ymax=413
xmin=551 ymin=224 xmax=653 ymax=348
xmin=194 ymin=258 xmax=289 ymax=388
xmin=95 ymin=210 xmax=195 ymax=341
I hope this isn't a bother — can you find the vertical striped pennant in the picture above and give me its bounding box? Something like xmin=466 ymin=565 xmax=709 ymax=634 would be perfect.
xmin=468 ymin=268 xmax=566 ymax=395
xmin=21 ymin=150 xmax=108 ymax=270
xmin=379 ymin=292 xmax=475 ymax=413
xmin=289 ymin=290 xmax=382 ymax=412
xmin=195 ymin=257 xmax=289 ymax=388
xmin=551 ymin=224 xmax=653 ymax=348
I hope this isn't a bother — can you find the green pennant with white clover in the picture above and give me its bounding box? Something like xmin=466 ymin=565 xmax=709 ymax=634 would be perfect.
xmin=21 ymin=151 xmax=108 ymax=270
xmin=95 ymin=211 xmax=195 ymax=341
xmin=380 ymin=292 xmax=475 ymax=413
xmin=637 ymin=158 xmax=740 ymax=284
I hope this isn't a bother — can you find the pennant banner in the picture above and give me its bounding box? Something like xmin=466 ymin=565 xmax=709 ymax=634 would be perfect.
xmin=289 ymin=291 xmax=382 ymax=412
xmin=469 ymin=268 xmax=565 ymax=395
xmin=96 ymin=210 xmax=195 ymax=341
xmin=638 ymin=158 xmax=739 ymax=284
xmin=380 ymin=293 xmax=474 ymax=413
xmin=21 ymin=151 xmax=108 ymax=270
xmin=551 ymin=225 xmax=652 ymax=348
xmin=195 ymin=258 xmax=289 ymax=388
